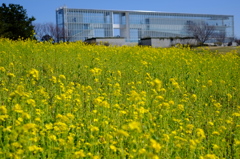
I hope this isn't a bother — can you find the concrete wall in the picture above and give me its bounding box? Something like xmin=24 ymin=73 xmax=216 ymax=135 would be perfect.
xmin=96 ymin=38 xmax=126 ymax=46
xmin=140 ymin=38 xmax=198 ymax=48
xmin=85 ymin=38 xmax=126 ymax=46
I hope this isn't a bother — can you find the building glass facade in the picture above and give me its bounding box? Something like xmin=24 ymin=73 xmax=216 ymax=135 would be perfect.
xmin=56 ymin=7 xmax=234 ymax=43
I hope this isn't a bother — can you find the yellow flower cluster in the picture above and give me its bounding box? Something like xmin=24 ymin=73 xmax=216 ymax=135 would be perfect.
xmin=0 ymin=38 xmax=239 ymax=158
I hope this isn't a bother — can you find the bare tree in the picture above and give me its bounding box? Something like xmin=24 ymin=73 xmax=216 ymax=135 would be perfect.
xmin=55 ymin=25 xmax=71 ymax=42
xmin=214 ymin=31 xmax=226 ymax=46
xmin=33 ymin=23 xmax=70 ymax=42
xmin=234 ymin=37 xmax=240 ymax=46
xmin=186 ymin=21 xmax=216 ymax=45
xmin=33 ymin=23 xmax=45 ymax=40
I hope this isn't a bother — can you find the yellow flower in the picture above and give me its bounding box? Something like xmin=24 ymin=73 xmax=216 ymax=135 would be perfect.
xmin=212 ymin=144 xmax=220 ymax=150
xmin=128 ymin=121 xmax=141 ymax=132
xmin=93 ymin=96 xmax=104 ymax=105
xmin=196 ymin=128 xmax=205 ymax=140
xmin=207 ymin=80 xmax=213 ymax=86
xmin=89 ymin=67 xmax=102 ymax=76
xmin=110 ymin=145 xmax=117 ymax=152
xmin=155 ymin=95 xmax=164 ymax=101
xmin=177 ymin=104 xmax=184 ymax=111
xmin=74 ymin=150 xmax=85 ymax=158
xmin=186 ymin=124 xmax=194 ymax=134
xmin=235 ymin=140 xmax=240 ymax=146
xmin=208 ymin=121 xmax=214 ymax=126
xmin=66 ymin=113 xmax=75 ymax=120
xmin=162 ymin=102 xmax=170 ymax=109
xmin=162 ymin=134 xmax=170 ymax=142
xmin=28 ymin=145 xmax=43 ymax=153
xmin=26 ymin=99 xmax=36 ymax=107
xmin=138 ymin=148 xmax=147 ymax=154
xmin=23 ymin=123 xmax=37 ymax=131
xmin=200 ymin=154 xmax=219 ymax=159
xmin=7 ymin=73 xmax=15 ymax=78
xmin=59 ymin=74 xmax=66 ymax=80
xmin=116 ymin=129 xmax=129 ymax=137
xmin=15 ymin=85 xmax=27 ymax=96
xmin=232 ymin=113 xmax=240 ymax=117
xmin=0 ymin=105 xmax=7 ymax=114
xmin=226 ymin=93 xmax=232 ymax=101
xmin=213 ymin=103 xmax=222 ymax=109
xmin=22 ymin=112 xmax=31 ymax=119
xmin=28 ymin=68 xmax=39 ymax=80
xmin=172 ymin=81 xmax=180 ymax=89
xmin=150 ymin=139 xmax=161 ymax=153
xmin=3 ymin=126 xmax=12 ymax=132
xmin=0 ymin=66 xmax=6 ymax=72
xmin=117 ymin=70 xmax=121 ymax=77
xmin=54 ymin=122 xmax=68 ymax=131
xmin=12 ymin=142 xmax=22 ymax=148
xmin=45 ymin=123 xmax=53 ymax=130
xmin=35 ymin=117 xmax=41 ymax=122
xmin=189 ymin=139 xmax=197 ymax=150
xmin=190 ymin=94 xmax=197 ymax=102
xmin=49 ymin=135 xmax=57 ymax=141
xmin=138 ymin=107 xmax=149 ymax=114
xmin=127 ymin=90 xmax=141 ymax=101
xmin=212 ymin=131 xmax=220 ymax=135
xmin=149 ymin=154 xmax=159 ymax=159
xmin=50 ymin=76 xmax=57 ymax=83
xmin=169 ymin=100 xmax=174 ymax=105
xmin=90 ymin=125 xmax=99 ymax=132
xmin=153 ymin=78 xmax=162 ymax=91
xmin=16 ymin=149 xmax=24 ymax=155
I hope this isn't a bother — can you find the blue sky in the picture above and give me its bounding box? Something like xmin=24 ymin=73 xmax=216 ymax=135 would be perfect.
xmin=3 ymin=0 xmax=240 ymax=37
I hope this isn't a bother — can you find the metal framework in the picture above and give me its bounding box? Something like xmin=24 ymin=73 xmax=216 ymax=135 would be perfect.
xmin=56 ymin=7 xmax=234 ymax=43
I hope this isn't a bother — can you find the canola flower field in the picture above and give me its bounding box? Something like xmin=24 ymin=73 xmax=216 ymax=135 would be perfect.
xmin=0 ymin=39 xmax=240 ymax=159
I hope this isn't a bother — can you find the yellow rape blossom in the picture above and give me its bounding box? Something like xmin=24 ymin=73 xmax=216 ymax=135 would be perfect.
xmin=28 ymin=68 xmax=39 ymax=80
xmin=128 ymin=121 xmax=141 ymax=132
xmin=0 ymin=105 xmax=7 ymax=114
xmin=200 ymin=154 xmax=219 ymax=159
xmin=74 ymin=150 xmax=85 ymax=158
xmin=7 ymin=72 xmax=15 ymax=78
xmin=0 ymin=115 xmax=9 ymax=121
xmin=190 ymin=94 xmax=197 ymax=102
xmin=26 ymin=99 xmax=36 ymax=107
xmin=177 ymin=104 xmax=184 ymax=111
xmin=89 ymin=125 xmax=99 ymax=132
xmin=59 ymin=74 xmax=66 ymax=80
xmin=150 ymin=139 xmax=161 ymax=153
xmin=45 ymin=123 xmax=53 ymax=130
xmin=127 ymin=90 xmax=141 ymax=102
xmin=110 ymin=145 xmax=117 ymax=152
xmin=196 ymin=128 xmax=206 ymax=140
xmin=153 ymin=78 xmax=162 ymax=91
xmin=50 ymin=76 xmax=57 ymax=83
xmin=90 ymin=67 xmax=102 ymax=76
xmin=116 ymin=129 xmax=129 ymax=137
xmin=28 ymin=145 xmax=43 ymax=153
xmin=0 ymin=66 xmax=6 ymax=72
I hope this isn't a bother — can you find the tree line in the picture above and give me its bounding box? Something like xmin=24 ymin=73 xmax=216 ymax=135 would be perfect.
xmin=0 ymin=3 xmax=239 ymax=45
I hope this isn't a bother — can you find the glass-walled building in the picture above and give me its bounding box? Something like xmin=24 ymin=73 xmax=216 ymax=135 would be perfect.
xmin=56 ymin=7 xmax=234 ymax=43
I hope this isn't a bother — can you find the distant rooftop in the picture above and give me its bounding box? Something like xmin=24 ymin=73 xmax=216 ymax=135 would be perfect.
xmin=56 ymin=7 xmax=233 ymax=17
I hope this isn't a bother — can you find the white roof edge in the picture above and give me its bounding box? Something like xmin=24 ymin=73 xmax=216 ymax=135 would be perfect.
xmin=56 ymin=7 xmax=233 ymax=17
